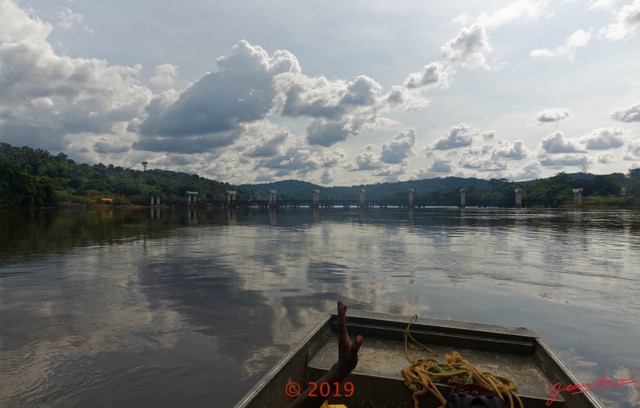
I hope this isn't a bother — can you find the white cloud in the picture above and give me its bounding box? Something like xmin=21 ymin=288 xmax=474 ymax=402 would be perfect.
xmin=492 ymin=140 xmax=528 ymax=160
xmin=380 ymin=129 xmax=416 ymax=164
xmin=136 ymin=40 xmax=301 ymax=152
xmin=274 ymin=73 xmax=390 ymax=146
xmin=384 ymin=86 xmax=429 ymax=111
xmin=258 ymin=145 xmax=344 ymax=176
xmin=57 ymin=8 xmax=93 ymax=33
xmin=535 ymin=108 xmax=571 ymax=123
xmin=432 ymin=124 xmax=478 ymax=150
xmin=351 ymin=145 xmax=383 ymax=171
xmin=530 ymin=29 xmax=592 ymax=58
xmin=150 ymin=64 xmax=179 ymax=88
xmin=540 ymin=131 xmax=584 ymax=153
xmin=404 ymin=62 xmax=450 ymax=89
xmin=602 ymin=0 xmax=640 ymax=40
xmin=241 ymin=131 xmax=288 ymax=158
xmin=0 ymin=0 xmax=152 ymax=152
xmin=441 ymin=24 xmax=492 ymax=69
xmin=611 ymin=102 xmax=640 ymax=122
xmin=580 ymin=127 xmax=626 ymax=149
xmin=429 ymin=158 xmax=454 ymax=173
xmin=539 ymin=154 xmax=590 ymax=167
xmin=624 ymin=139 xmax=640 ymax=160
xmin=598 ymin=152 xmax=617 ymax=163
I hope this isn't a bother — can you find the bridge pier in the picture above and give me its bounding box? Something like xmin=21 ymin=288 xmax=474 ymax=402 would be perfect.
xmin=227 ymin=190 xmax=237 ymax=208
xmin=312 ymin=189 xmax=320 ymax=208
xmin=408 ymin=189 xmax=414 ymax=209
xmin=268 ymin=190 xmax=277 ymax=208
xmin=573 ymin=188 xmax=583 ymax=205
xmin=515 ymin=188 xmax=522 ymax=208
xmin=460 ymin=188 xmax=466 ymax=209
xmin=359 ymin=189 xmax=366 ymax=208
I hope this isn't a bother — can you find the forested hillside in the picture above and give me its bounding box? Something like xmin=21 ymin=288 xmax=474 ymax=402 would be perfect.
xmin=0 ymin=143 xmax=254 ymax=207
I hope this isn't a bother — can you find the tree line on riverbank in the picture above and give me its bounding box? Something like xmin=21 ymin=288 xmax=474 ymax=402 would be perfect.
xmin=1 ymin=142 xmax=639 ymax=208
xmin=0 ymin=142 xmax=257 ymax=207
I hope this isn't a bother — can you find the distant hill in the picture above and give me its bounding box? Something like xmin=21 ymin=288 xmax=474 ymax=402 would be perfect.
xmin=241 ymin=177 xmax=495 ymax=201
xmin=239 ymin=179 xmax=322 ymax=198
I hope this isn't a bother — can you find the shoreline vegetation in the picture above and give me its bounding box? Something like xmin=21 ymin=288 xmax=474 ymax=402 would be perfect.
xmin=2 ymin=142 xmax=640 ymax=209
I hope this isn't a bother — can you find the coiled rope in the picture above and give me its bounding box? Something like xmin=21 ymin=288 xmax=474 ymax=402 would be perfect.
xmin=400 ymin=315 xmax=524 ymax=408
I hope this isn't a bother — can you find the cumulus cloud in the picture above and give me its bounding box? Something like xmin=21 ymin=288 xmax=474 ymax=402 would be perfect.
xmin=135 ymin=40 xmax=302 ymax=153
xmin=274 ymin=73 xmax=392 ymax=146
xmin=492 ymin=140 xmax=528 ymax=160
xmin=351 ymin=145 xmax=383 ymax=171
xmin=602 ymin=0 xmax=640 ymax=40
xmin=257 ymin=145 xmax=344 ymax=176
xmin=150 ymin=64 xmax=179 ymax=88
xmin=598 ymin=152 xmax=617 ymax=163
xmin=611 ymin=102 xmax=640 ymax=122
xmin=580 ymin=127 xmax=626 ymax=150
xmin=459 ymin=145 xmax=492 ymax=169
xmin=530 ymin=29 xmax=592 ymax=59
xmin=384 ymin=86 xmax=429 ymax=111
xmin=539 ymin=154 xmax=590 ymax=167
xmin=432 ymin=124 xmax=477 ymax=150
xmin=441 ymin=24 xmax=492 ymax=69
xmin=540 ymin=131 xmax=584 ymax=153
xmin=241 ymin=131 xmax=288 ymax=158
xmin=429 ymin=158 xmax=454 ymax=173
xmin=624 ymin=139 xmax=640 ymax=160
xmin=0 ymin=0 xmax=152 ymax=152
xmin=512 ymin=163 xmax=542 ymax=180
xmin=93 ymin=139 xmax=130 ymax=154
xmin=380 ymin=129 xmax=416 ymax=164
xmin=404 ymin=62 xmax=450 ymax=89
xmin=535 ymin=108 xmax=570 ymax=124
xmin=306 ymin=117 xmax=359 ymax=147
xmin=57 ymin=8 xmax=93 ymax=33
xmin=276 ymin=75 xmax=380 ymax=119
xmin=482 ymin=131 xmax=495 ymax=140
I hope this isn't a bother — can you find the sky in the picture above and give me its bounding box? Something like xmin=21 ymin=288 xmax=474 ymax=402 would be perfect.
xmin=1 ymin=0 xmax=640 ymax=186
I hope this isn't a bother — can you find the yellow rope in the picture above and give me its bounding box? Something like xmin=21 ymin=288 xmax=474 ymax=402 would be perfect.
xmin=400 ymin=315 xmax=524 ymax=408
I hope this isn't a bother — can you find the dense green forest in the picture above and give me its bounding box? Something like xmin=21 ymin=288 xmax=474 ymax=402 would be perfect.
xmin=2 ymin=142 xmax=639 ymax=208
xmin=0 ymin=142 xmax=256 ymax=207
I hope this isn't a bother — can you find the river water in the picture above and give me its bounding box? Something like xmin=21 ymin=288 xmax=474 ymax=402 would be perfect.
xmin=0 ymin=207 xmax=639 ymax=407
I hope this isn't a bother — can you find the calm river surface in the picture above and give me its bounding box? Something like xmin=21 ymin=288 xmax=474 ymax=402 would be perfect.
xmin=1 ymin=207 xmax=639 ymax=407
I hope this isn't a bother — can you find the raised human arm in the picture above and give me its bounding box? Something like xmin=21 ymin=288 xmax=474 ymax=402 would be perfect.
xmin=288 ymin=301 xmax=364 ymax=408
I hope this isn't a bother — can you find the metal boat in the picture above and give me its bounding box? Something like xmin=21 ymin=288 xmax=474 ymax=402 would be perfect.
xmin=234 ymin=309 xmax=604 ymax=408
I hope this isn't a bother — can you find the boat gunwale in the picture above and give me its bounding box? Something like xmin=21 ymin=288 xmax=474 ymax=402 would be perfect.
xmin=234 ymin=309 xmax=604 ymax=408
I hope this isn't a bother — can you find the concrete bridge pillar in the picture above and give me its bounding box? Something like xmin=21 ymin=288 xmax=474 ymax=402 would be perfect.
xmin=359 ymin=189 xmax=366 ymax=208
xmin=227 ymin=190 xmax=237 ymax=207
xmin=460 ymin=188 xmax=466 ymax=209
xmin=269 ymin=190 xmax=277 ymax=208
xmin=408 ymin=189 xmax=414 ymax=208
xmin=312 ymin=189 xmax=320 ymax=208
xmin=185 ymin=191 xmax=199 ymax=206
xmin=515 ymin=188 xmax=522 ymax=208
xmin=573 ymin=188 xmax=583 ymax=205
